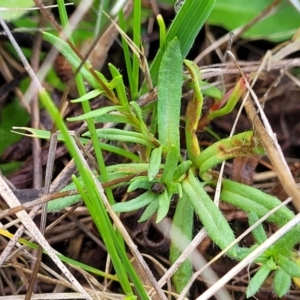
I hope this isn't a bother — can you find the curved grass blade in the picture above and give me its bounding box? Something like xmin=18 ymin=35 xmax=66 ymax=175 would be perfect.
xmin=148 ymin=0 xmax=216 ymax=87
xmin=43 ymin=32 xmax=113 ymax=94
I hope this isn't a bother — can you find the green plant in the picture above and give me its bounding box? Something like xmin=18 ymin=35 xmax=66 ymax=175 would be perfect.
xmin=207 ymin=0 xmax=300 ymax=42
xmin=5 ymin=0 xmax=300 ymax=298
xmin=0 ymin=0 xmax=35 ymax=21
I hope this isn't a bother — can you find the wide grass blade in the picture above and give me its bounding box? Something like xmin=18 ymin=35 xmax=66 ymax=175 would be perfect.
xmin=157 ymin=38 xmax=182 ymax=151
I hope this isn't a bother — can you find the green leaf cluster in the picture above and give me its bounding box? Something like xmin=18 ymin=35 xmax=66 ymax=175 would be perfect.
xmin=9 ymin=0 xmax=300 ymax=297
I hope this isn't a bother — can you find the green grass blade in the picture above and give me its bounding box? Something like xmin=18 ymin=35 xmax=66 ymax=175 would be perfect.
xmin=148 ymin=0 xmax=216 ymax=88
xmin=54 ymin=3 xmax=145 ymax=296
xmin=56 ymin=0 xmax=115 ymax=208
xmin=72 ymin=175 xmax=134 ymax=294
xmin=42 ymin=32 xmax=105 ymax=90
xmin=108 ymin=63 xmax=130 ymax=109
xmin=67 ymin=106 xmax=121 ymax=121
xmin=132 ymin=0 xmax=141 ymax=99
xmin=38 ymin=88 xmax=135 ymax=294
xmin=119 ymin=9 xmax=134 ymax=98
xmin=72 ymin=175 xmax=150 ymax=297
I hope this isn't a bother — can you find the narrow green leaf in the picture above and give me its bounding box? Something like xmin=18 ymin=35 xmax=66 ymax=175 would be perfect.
xmin=13 ymin=127 xmax=139 ymax=162
xmin=127 ymin=177 xmax=152 ymax=192
xmin=272 ymin=228 xmax=300 ymax=257
xmin=246 ymin=262 xmax=272 ymax=298
xmin=124 ymin=296 xmax=137 ymax=300
xmin=119 ymin=9 xmax=134 ymax=98
xmin=208 ymin=76 xmax=246 ymax=120
xmin=221 ymin=180 xmax=295 ymax=227
xmin=182 ymin=170 xmax=238 ymax=257
xmin=148 ymin=146 xmax=162 ymax=180
xmin=105 ymin=163 xmax=150 ymax=174
xmin=167 ymin=182 xmax=182 ymax=196
xmin=195 ymin=131 xmax=265 ymax=180
xmin=157 ymin=38 xmax=182 ymax=151
xmin=132 ymin=0 xmax=141 ymax=99
xmin=12 ymin=127 xmax=88 ymax=144
xmin=67 ymin=106 xmax=121 ymax=121
xmin=84 ymin=128 xmax=155 ymax=148
xmin=161 ymin=145 xmax=179 ymax=184
xmin=201 ymin=82 xmax=222 ymax=99
xmin=43 ymin=32 xmax=107 ymax=90
xmin=156 ymin=190 xmax=171 ymax=223
xmin=94 ymin=113 xmax=130 ymax=125
xmin=248 ymin=211 xmax=267 ymax=244
xmin=108 ymin=63 xmax=130 ymax=109
xmin=157 ymin=14 xmax=167 ymax=52
xmin=48 ymin=193 xmax=81 ymax=212
xmin=277 ymin=255 xmax=300 ymax=278
xmin=173 ymin=160 xmax=192 ymax=181
xmin=71 ymin=174 xmax=134 ymax=295
xmin=112 ymin=191 xmax=156 ymax=213
xmin=184 ymin=59 xmax=203 ymax=163
xmin=71 ymin=89 xmax=103 ymax=103
xmin=71 ymin=74 xmax=121 ymax=103
xmin=273 ymin=268 xmax=291 ymax=297
xmin=170 ymin=192 xmax=193 ymax=293
xmin=139 ymin=199 xmax=159 ymax=222
xmin=130 ymin=101 xmax=151 ymax=136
